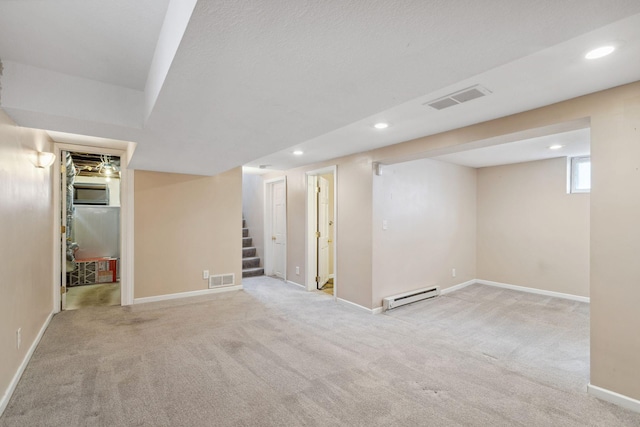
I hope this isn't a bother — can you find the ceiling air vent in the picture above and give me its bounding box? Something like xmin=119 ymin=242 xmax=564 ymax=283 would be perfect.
xmin=424 ymin=85 xmax=492 ymax=110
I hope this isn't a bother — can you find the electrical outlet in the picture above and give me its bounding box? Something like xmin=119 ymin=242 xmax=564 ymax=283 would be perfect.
xmin=203 ymin=270 xmax=209 ymax=280
xmin=16 ymin=328 xmax=21 ymax=350
xmin=452 ymin=268 xmax=456 ymax=278
xmin=295 ymin=266 xmax=300 ymax=275
xmin=382 ymin=220 xmax=388 ymax=230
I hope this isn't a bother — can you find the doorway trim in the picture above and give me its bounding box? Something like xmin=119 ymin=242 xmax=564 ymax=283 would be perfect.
xmin=305 ymin=166 xmax=337 ymax=297
xmin=263 ymin=176 xmax=287 ymax=280
xmin=52 ymin=143 xmax=134 ymax=312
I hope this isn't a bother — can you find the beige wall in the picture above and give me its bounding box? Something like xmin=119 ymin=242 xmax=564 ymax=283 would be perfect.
xmin=477 ymin=157 xmax=590 ymax=297
xmin=270 ymin=81 xmax=640 ymax=401
xmin=590 ymin=94 xmax=640 ymax=400
xmin=0 ymin=109 xmax=54 ymax=407
xmin=264 ymin=153 xmax=373 ymax=308
xmin=134 ymin=168 xmax=242 ymax=298
xmin=3 ymin=73 xmax=636 ymax=408
xmin=372 ymin=158 xmax=476 ymax=308
xmin=242 ymin=173 xmax=264 ymax=266
xmin=370 ymin=82 xmax=640 ymax=400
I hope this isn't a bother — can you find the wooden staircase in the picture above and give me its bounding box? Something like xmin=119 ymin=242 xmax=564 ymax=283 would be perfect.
xmin=242 ymin=218 xmax=263 ymax=277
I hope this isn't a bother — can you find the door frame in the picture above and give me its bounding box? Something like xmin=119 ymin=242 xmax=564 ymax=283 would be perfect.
xmin=263 ymin=176 xmax=287 ymax=280
xmin=52 ymin=143 xmax=134 ymax=312
xmin=305 ymin=166 xmax=337 ymax=296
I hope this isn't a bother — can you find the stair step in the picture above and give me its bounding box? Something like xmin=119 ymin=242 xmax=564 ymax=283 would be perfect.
xmin=242 ymin=267 xmax=264 ymax=278
xmin=242 ymin=256 xmax=260 ymax=269
xmin=242 ymin=237 xmax=252 ymax=248
xmin=242 ymin=219 xmax=246 ymax=228
xmin=243 ymin=247 xmax=256 ymax=257
xmin=242 ymin=228 xmax=249 ymax=237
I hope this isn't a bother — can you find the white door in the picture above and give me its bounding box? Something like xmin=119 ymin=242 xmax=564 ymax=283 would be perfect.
xmin=272 ymin=180 xmax=286 ymax=278
xmin=317 ymin=176 xmax=330 ymax=287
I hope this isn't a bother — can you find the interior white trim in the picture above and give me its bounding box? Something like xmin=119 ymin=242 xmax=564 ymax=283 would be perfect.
xmin=331 ymin=167 xmax=338 ymax=299
xmin=588 ymin=383 xmax=640 ymax=414
xmin=0 ymin=311 xmax=53 ymax=417
xmin=286 ymin=280 xmax=305 ymax=289
xmin=52 ymin=143 xmax=132 ymax=312
xmin=133 ymin=285 xmax=243 ymax=304
xmin=52 ymin=148 xmax=62 ymax=313
xmin=305 ymin=174 xmax=317 ymax=291
xmin=440 ymin=279 xmax=476 ymax=295
xmin=476 ymin=279 xmax=590 ymax=303
xmin=336 ymin=298 xmax=381 ymax=315
xmin=120 ymin=168 xmax=134 ymax=305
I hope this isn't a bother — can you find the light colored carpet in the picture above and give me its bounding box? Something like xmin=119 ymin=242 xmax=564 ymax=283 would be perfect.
xmin=2 ymin=277 xmax=639 ymax=426
xmin=65 ymin=283 xmax=121 ymax=310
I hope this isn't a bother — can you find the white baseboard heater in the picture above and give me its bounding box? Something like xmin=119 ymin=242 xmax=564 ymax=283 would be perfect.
xmin=383 ymin=286 xmax=440 ymax=311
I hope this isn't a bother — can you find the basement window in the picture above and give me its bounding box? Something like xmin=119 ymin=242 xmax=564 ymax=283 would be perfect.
xmin=570 ymin=156 xmax=591 ymax=193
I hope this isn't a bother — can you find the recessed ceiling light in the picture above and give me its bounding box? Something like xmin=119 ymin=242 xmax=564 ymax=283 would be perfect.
xmin=293 ymin=150 xmax=304 ymax=156
xmin=585 ymin=45 xmax=615 ymax=59
xmin=549 ymin=144 xmax=563 ymax=150
xmin=374 ymin=122 xmax=389 ymax=130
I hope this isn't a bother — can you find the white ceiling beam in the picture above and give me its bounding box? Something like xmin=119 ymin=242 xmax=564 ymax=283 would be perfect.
xmin=144 ymin=0 xmax=198 ymax=121
xmin=2 ymin=61 xmax=144 ymax=129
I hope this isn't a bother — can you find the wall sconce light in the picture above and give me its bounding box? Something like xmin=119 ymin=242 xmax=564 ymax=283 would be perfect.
xmin=35 ymin=151 xmax=56 ymax=168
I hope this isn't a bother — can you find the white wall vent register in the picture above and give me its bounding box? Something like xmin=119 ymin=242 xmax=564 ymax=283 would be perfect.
xmin=209 ymin=273 xmax=235 ymax=288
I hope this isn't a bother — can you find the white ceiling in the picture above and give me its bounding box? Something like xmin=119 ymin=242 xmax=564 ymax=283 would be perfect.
xmin=0 ymin=1 xmax=639 ymax=176
xmin=0 ymin=0 xmax=170 ymax=90
xmin=432 ymin=128 xmax=591 ymax=169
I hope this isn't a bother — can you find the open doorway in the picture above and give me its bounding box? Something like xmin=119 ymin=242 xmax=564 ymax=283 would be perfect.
xmin=60 ymin=151 xmax=122 ymax=310
xmin=306 ymin=166 xmax=337 ymax=296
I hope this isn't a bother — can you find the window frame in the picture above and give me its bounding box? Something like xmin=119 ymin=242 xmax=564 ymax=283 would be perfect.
xmin=569 ymin=155 xmax=591 ymax=194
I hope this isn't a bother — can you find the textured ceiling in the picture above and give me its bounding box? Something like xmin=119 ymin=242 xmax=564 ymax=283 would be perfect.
xmin=1 ymin=1 xmax=639 ymax=175
xmin=0 ymin=0 xmax=169 ymax=89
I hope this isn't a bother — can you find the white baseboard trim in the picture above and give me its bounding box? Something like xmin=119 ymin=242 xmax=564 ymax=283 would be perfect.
xmin=0 ymin=311 xmax=54 ymax=417
xmin=133 ymin=285 xmax=243 ymax=304
xmin=476 ymin=279 xmax=590 ymax=303
xmin=441 ymin=279 xmax=476 ymax=295
xmin=286 ymin=280 xmax=305 ymax=289
xmin=336 ymin=297 xmax=381 ymax=315
xmin=588 ymin=383 xmax=640 ymax=414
